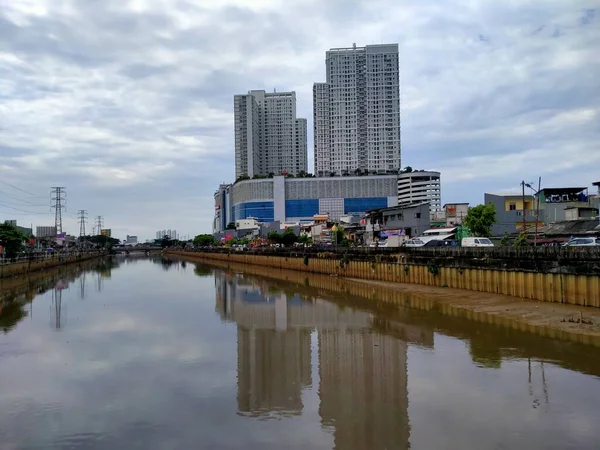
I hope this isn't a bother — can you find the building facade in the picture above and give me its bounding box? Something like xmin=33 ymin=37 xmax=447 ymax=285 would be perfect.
xmin=234 ymin=90 xmax=307 ymax=179
xmin=313 ymin=43 xmax=401 ymax=177
xmin=213 ymin=175 xmax=398 ymax=233
xmin=484 ymin=193 xmax=538 ymax=236
xmin=538 ymin=187 xmax=591 ymax=224
xmin=36 ymin=226 xmax=57 ymax=238
xmin=397 ymin=171 xmax=441 ymax=214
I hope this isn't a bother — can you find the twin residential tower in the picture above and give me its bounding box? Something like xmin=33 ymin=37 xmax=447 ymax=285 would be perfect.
xmin=234 ymin=43 xmax=401 ymax=179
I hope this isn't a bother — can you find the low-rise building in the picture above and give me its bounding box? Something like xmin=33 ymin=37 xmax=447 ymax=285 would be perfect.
xmin=484 ymin=193 xmax=538 ymax=236
xmin=36 ymin=226 xmax=57 ymax=238
xmin=538 ymin=187 xmax=591 ymax=224
xmin=365 ymin=202 xmax=431 ymax=245
xmin=564 ymin=206 xmax=599 ymax=221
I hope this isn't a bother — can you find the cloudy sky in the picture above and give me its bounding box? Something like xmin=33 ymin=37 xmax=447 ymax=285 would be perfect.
xmin=1 ymin=0 xmax=599 ymax=240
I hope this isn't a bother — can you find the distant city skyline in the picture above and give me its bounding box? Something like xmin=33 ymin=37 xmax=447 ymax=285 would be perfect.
xmin=1 ymin=2 xmax=598 ymax=238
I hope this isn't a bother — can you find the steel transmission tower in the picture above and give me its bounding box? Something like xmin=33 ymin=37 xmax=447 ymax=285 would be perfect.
xmin=51 ymin=187 xmax=66 ymax=234
xmin=77 ymin=209 xmax=88 ymax=237
xmin=95 ymin=215 xmax=104 ymax=235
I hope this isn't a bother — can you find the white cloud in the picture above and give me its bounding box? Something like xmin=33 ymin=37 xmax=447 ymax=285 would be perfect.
xmin=1 ymin=0 xmax=598 ymax=237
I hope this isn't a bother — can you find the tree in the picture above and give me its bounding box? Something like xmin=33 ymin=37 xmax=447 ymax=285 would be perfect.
xmin=499 ymin=232 xmax=511 ymax=247
xmin=513 ymin=233 xmax=530 ymax=247
xmin=0 ymin=223 xmax=27 ymax=259
xmin=401 ymin=166 xmax=413 ymax=173
xmin=267 ymin=231 xmax=282 ymax=244
xmin=298 ymin=233 xmax=312 ymax=245
xmin=281 ymin=228 xmax=298 ymax=246
xmin=463 ymin=203 xmax=497 ymax=237
xmin=193 ymin=234 xmax=216 ymax=247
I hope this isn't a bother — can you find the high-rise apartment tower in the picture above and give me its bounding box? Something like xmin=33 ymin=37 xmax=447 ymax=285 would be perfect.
xmin=313 ymin=43 xmax=401 ymax=177
xmin=234 ymin=90 xmax=307 ymax=179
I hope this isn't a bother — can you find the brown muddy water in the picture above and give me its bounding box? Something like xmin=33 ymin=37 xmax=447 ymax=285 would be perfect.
xmin=1 ymin=256 xmax=599 ymax=449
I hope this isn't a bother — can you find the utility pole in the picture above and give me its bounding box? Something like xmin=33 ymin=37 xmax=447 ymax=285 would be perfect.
xmin=51 ymin=187 xmax=66 ymax=235
xmin=77 ymin=209 xmax=88 ymax=237
xmin=521 ymin=180 xmax=526 ymax=234
xmin=95 ymin=215 xmax=104 ymax=236
xmin=535 ymin=177 xmax=541 ymax=247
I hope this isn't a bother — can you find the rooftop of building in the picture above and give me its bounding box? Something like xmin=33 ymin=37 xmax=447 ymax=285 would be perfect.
xmin=593 ymin=181 xmax=600 ymax=187
xmin=485 ymin=192 xmax=534 ymax=198
xmin=539 ymin=219 xmax=600 ymax=236
xmin=365 ymin=201 xmax=430 ymax=214
xmin=539 ymin=187 xmax=587 ymax=195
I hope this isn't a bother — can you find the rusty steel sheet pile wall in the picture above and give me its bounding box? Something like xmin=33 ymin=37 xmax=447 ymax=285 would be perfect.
xmin=169 ymin=248 xmax=600 ymax=308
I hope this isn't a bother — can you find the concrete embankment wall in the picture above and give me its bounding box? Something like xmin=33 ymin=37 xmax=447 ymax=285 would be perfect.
xmin=169 ymin=250 xmax=600 ymax=308
xmin=0 ymin=252 xmax=103 ymax=279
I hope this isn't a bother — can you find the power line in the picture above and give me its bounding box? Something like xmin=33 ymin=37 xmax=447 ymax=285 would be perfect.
xmin=78 ymin=209 xmax=88 ymax=237
xmin=51 ymin=187 xmax=66 ymax=235
xmin=0 ymin=178 xmax=41 ymax=197
xmin=0 ymin=201 xmax=50 ymax=215
xmin=0 ymin=189 xmax=48 ymax=204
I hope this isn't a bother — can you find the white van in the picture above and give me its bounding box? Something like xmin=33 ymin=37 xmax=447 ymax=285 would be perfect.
xmin=461 ymin=237 xmax=494 ymax=247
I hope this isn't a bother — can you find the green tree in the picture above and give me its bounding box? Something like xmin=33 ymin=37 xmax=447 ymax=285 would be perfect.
xmin=298 ymin=234 xmax=312 ymax=245
xmin=463 ymin=203 xmax=497 ymax=237
xmin=401 ymin=166 xmax=413 ymax=173
xmin=267 ymin=231 xmax=282 ymax=243
xmin=499 ymin=232 xmax=511 ymax=247
xmin=281 ymin=228 xmax=298 ymax=246
xmin=0 ymin=223 xmax=27 ymax=259
xmin=513 ymin=233 xmax=530 ymax=247
xmin=193 ymin=234 xmax=216 ymax=247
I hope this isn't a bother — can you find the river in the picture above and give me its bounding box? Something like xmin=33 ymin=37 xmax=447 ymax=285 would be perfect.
xmin=1 ymin=256 xmax=599 ymax=449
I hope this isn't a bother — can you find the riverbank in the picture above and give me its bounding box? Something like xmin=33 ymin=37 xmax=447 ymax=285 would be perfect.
xmin=166 ymin=249 xmax=600 ymax=307
xmin=0 ymin=251 xmax=104 ymax=279
xmin=168 ymin=251 xmax=600 ymax=346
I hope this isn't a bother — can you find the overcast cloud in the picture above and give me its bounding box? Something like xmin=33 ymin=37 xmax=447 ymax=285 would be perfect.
xmin=1 ymin=0 xmax=599 ymax=240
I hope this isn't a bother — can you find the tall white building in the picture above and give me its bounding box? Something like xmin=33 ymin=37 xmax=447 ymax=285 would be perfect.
xmin=397 ymin=170 xmax=441 ymax=214
xmin=234 ymin=90 xmax=307 ymax=179
xmin=313 ymin=43 xmax=401 ymax=177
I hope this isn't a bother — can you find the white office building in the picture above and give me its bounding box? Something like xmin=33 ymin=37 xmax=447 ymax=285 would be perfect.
xmin=397 ymin=171 xmax=441 ymax=214
xmin=234 ymin=90 xmax=307 ymax=179
xmin=313 ymin=43 xmax=401 ymax=177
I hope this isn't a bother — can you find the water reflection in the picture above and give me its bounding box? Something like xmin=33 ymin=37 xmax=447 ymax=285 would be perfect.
xmin=1 ymin=259 xmax=599 ymax=449
xmin=215 ymin=269 xmax=418 ymax=448
xmin=0 ymin=257 xmax=120 ymax=332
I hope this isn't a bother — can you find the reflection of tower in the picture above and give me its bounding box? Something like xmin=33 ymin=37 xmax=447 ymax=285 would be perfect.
xmin=237 ymin=326 xmax=312 ymax=417
xmin=79 ymin=272 xmax=86 ymax=300
xmin=318 ymin=330 xmax=410 ymax=450
xmin=50 ymin=279 xmax=68 ymax=330
xmin=222 ymin=274 xmax=313 ymax=417
xmin=96 ymin=272 xmax=103 ymax=292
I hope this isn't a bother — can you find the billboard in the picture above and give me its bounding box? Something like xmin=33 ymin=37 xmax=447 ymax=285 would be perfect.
xmin=101 ymin=229 xmax=111 ymax=237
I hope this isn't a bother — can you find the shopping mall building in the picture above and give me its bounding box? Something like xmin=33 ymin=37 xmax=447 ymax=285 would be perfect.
xmin=213 ymin=175 xmax=398 ymax=233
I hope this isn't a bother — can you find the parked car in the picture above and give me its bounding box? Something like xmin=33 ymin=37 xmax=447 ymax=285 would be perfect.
xmin=461 ymin=237 xmax=494 ymax=247
xmin=563 ymin=237 xmax=599 ymax=247
xmin=424 ymin=239 xmax=458 ymax=247
xmin=402 ymin=238 xmax=425 ymax=248
xmin=369 ymin=241 xmax=388 ymax=248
